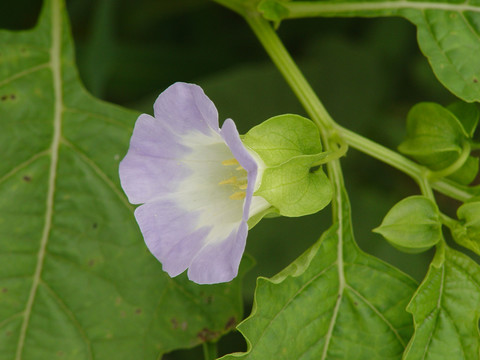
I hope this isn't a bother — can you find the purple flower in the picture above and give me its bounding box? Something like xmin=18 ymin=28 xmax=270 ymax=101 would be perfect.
xmin=119 ymin=82 xmax=270 ymax=284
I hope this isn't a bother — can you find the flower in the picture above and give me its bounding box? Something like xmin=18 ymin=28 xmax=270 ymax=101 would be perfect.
xmin=119 ymin=82 xmax=270 ymax=284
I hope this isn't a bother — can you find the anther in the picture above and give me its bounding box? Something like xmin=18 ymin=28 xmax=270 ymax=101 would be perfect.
xmin=229 ymin=192 xmax=246 ymax=200
xmin=219 ymin=176 xmax=237 ymax=185
xmin=222 ymin=158 xmax=239 ymax=166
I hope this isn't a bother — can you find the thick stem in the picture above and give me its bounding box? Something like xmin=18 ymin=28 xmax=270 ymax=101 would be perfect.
xmin=245 ymin=13 xmax=336 ymax=140
xmin=203 ymin=342 xmax=218 ymax=360
xmin=213 ymin=1 xmax=476 ymax=203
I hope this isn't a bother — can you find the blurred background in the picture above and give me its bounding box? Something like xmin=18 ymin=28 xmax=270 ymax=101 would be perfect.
xmin=1 ymin=0 xmax=465 ymax=358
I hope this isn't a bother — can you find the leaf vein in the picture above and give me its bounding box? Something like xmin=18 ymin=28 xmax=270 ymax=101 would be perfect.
xmin=61 ymin=138 xmax=133 ymax=212
xmin=15 ymin=2 xmax=63 ymax=359
xmin=0 ymin=63 xmax=49 ymax=88
xmin=250 ymin=263 xmax=337 ymax=350
xmin=0 ymin=312 xmax=23 ymax=331
xmin=40 ymin=281 xmax=93 ymax=360
xmin=0 ymin=150 xmax=49 ymax=186
xmin=346 ymin=284 xmax=406 ymax=347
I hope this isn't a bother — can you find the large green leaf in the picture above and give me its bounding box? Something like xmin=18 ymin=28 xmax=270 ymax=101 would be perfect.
xmin=221 ymin=185 xmax=417 ymax=359
xmin=258 ymin=0 xmax=480 ymax=102
xmin=0 ymin=1 xmax=248 ymax=358
xmin=404 ymin=244 xmax=480 ymax=359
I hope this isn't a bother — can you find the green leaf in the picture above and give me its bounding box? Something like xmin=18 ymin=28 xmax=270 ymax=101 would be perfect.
xmin=447 ymin=155 xmax=479 ymax=185
xmin=398 ymin=103 xmax=466 ymax=162
xmin=404 ymin=245 xmax=480 ymax=360
xmin=258 ymin=0 xmax=480 ymax=102
xmin=458 ymin=197 xmax=480 ymax=241
xmin=373 ymin=196 xmax=442 ymax=253
xmin=398 ymin=102 xmax=478 ymax=184
xmin=0 ymin=1 xmax=248 ymax=358
xmin=220 ymin=186 xmax=417 ymax=360
xmin=243 ymin=114 xmax=333 ymax=217
xmin=258 ymin=0 xmax=290 ymax=26
xmin=447 ymin=102 xmax=480 ymax=138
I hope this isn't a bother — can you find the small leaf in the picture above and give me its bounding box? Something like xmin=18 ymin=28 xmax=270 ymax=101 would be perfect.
xmin=457 ymin=198 xmax=480 ymax=241
xmin=373 ymin=196 xmax=442 ymax=253
xmin=404 ymin=245 xmax=480 ymax=360
xmin=220 ymin=187 xmax=417 ymax=360
xmin=447 ymin=102 xmax=480 ymax=138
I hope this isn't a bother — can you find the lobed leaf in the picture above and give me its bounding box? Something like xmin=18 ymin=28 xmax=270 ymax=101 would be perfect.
xmin=220 ymin=186 xmax=418 ymax=360
xmin=0 ymin=1 xmax=248 ymax=359
xmin=404 ymin=245 xmax=480 ymax=359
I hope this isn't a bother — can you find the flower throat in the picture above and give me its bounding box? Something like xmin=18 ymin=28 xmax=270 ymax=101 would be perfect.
xmin=219 ymin=158 xmax=248 ymax=200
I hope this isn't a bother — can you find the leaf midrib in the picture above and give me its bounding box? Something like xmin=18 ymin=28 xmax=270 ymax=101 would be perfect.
xmin=320 ymin=169 xmax=345 ymax=360
xmin=15 ymin=1 xmax=62 ymax=358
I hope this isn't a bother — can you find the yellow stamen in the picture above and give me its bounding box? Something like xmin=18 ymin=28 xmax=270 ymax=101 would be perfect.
xmin=235 ymin=166 xmax=244 ymax=171
xmin=238 ymin=184 xmax=248 ymax=190
xmin=229 ymin=191 xmax=246 ymax=200
xmin=222 ymin=158 xmax=239 ymax=166
xmin=219 ymin=176 xmax=237 ymax=185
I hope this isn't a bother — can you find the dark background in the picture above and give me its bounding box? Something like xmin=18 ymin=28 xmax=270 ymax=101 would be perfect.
xmin=1 ymin=0 xmax=462 ymax=358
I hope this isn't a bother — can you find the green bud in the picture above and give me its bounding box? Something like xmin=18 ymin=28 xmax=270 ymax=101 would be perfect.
xmin=243 ymin=114 xmax=332 ymax=217
xmin=447 ymin=101 xmax=479 ymax=138
xmin=457 ymin=198 xmax=480 ymax=241
xmin=398 ymin=102 xmax=477 ymax=184
xmin=373 ymin=196 xmax=442 ymax=253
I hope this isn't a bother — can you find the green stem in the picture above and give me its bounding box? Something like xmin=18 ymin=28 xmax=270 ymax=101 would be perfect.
xmin=471 ymin=141 xmax=480 ymax=150
xmin=337 ymin=125 xmax=474 ymax=201
xmin=440 ymin=213 xmax=458 ymax=230
xmin=338 ymin=126 xmax=422 ymax=179
xmin=203 ymin=341 xmax=218 ymax=360
xmin=245 ymin=12 xmax=336 ymax=141
xmin=311 ymin=141 xmax=348 ymax=166
xmin=338 ymin=125 xmax=437 ymax=199
xmin=433 ymin=239 xmax=446 ymax=267
xmin=213 ymin=1 xmax=476 ymax=203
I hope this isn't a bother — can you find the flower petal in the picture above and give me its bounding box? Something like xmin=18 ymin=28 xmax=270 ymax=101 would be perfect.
xmin=119 ymin=114 xmax=192 ymax=204
xmin=135 ymin=200 xmax=210 ymax=277
xmin=188 ymin=223 xmax=248 ymax=284
xmin=154 ymin=82 xmax=219 ymax=136
xmin=221 ymin=118 xmax=258 ymax=221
